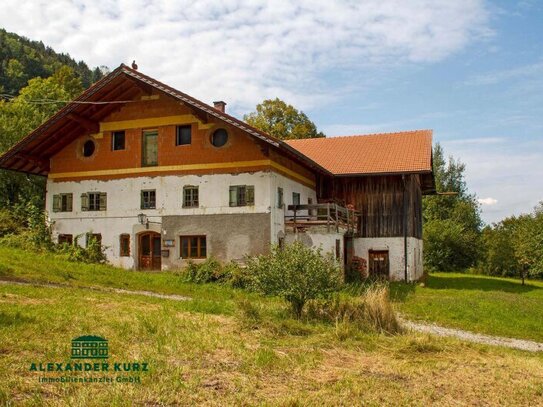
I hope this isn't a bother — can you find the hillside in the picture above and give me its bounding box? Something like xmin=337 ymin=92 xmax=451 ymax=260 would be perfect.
xmin=0 ymin=28 xmax=104 ymax=95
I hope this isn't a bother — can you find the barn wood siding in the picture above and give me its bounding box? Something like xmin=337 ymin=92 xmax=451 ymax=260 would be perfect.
xmin=323 ymin=174 xmax=422 ymax=239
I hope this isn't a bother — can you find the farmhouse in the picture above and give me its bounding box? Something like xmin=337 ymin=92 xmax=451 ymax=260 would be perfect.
xmin=0 ymin=64 xmax=434 ymax=281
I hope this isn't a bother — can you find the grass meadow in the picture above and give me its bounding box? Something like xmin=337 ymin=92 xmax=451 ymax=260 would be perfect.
xmin=1 ymin=247 xmax=543 ymax=405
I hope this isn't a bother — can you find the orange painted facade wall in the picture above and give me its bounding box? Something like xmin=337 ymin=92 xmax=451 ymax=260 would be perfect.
xmin=48 ymin=94 xmax=316 ymax=187
xmin=51 ymin=97 xmax=262 ymax=171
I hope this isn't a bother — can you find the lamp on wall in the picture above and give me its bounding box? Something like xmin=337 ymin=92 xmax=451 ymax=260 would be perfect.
xmin=137 ymin=213 xmax=149 ymax=229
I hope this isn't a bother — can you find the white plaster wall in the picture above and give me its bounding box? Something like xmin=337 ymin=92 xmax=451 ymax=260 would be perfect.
xmin=353 ymin=237 xmax=423 ymax=281
xmin=285 ymin=231 xmax=344 ymax=268
xmin=46 ymin=170 xmax=315 ymax=268
xmin=269 ymin=172 xmax=317 ymax=245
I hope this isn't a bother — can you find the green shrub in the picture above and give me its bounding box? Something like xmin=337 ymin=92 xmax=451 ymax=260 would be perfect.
xmin=223 ymin=262 xmax=253 ymax=289
xmin=182 ymin=257 xmax=230 ymax=284
xmin=246 ymin=241 xmax=342 ymax=318
xmin=55 ymin=234 xmax=107 ymax=264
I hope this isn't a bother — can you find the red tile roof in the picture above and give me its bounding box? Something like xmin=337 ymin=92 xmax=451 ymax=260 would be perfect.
xmin=285 ymin=130 xmax=433 ymax=176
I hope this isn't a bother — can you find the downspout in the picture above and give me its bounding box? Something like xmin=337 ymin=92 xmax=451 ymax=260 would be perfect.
xmin=402 ymin=174 xmax=408 ymax=283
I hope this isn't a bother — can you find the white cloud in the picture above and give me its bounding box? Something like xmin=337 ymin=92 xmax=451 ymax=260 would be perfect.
xmin=465 ymin=61 xmax=543 ymax=86
xmin=478 ymin=197 xmax=498 ymax=206
xmin=0 ymin=0 xmax=490 ymax=113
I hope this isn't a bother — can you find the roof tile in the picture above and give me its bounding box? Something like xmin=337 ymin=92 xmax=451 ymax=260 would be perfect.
xmin=285 ymin=130 xmax=433 ymax=175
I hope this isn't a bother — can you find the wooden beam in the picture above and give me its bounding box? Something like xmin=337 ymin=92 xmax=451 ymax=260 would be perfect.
xmin=14 ymin=153 xmax=50 ymax=172
xmin=67 ymin=112 xmax=99 ymax=133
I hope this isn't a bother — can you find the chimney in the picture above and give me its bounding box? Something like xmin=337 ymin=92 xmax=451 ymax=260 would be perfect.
xmin=213 ymin=101 xmax=226 ymax=113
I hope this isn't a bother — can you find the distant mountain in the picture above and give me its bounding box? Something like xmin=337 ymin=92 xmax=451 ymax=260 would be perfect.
xmin=0 ymin=28 xmax=106 ymax=95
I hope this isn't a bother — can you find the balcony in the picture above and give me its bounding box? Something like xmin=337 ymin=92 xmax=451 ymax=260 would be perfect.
xmin=285 ymin=203 xmax=359 ymax=235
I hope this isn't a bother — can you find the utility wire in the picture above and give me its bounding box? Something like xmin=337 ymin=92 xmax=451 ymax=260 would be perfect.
xmin=0 ymin=93 xmax=136 ymax=105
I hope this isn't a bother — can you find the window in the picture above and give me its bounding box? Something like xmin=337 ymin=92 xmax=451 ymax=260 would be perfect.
xmin=176 ymin=125 xmax=192 ymax=146
xmin=52 ymin=193 xmax=73 ymax=212
xmin=112 ymin=131 xmax=125 ymax=151
xmin=81 ymin=192 xmax=106 ymax=211
xmin=229 ymin=185 xmax=254 ymax=207
xmin=180 ymin=236 xmax=206 ymax=259
xmin=120 ymin=234 xmax=130 ymax=257
xmin=82 ymin=140 xmax=95 ymax=157
xmin=142 ymin=130 xmax=158 ymax=166
xmin=277 ymin=187 xmax=284 ymax=208
xmin=292 ymin=192 xmax=301 ymax=206
xmin=211 ymin=128 xmax=228 ymax=147
xmin=141 ymin=190 xmax=156 ymax=209
xmin=58 ymin=234 xmax=73 ymax=245
xmin=335 ymin=239 xmax=341 ymax=260
xmin=86 ymin=233 xmax=102 ymax=247
xmin=183 ymin=186 xmax=199 ymax=208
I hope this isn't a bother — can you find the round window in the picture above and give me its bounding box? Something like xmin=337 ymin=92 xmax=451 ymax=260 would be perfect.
xmin=82 ymin=140 xmax=96 ymax=157
xmin=211 ymin=128 xmax=228 ymax=147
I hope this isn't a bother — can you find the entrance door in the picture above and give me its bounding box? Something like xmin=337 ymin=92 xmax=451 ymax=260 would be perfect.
xmin=138 ymin=232 xmax=161 ymax=270
xmin=368 ymin=250 xmax=389 ymax=279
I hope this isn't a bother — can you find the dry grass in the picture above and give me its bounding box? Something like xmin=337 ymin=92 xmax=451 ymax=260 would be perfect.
xmin=306 ymin=283 xmax=402 ymax=335
xmin=1 ymin=283 xmax=543 ymax=406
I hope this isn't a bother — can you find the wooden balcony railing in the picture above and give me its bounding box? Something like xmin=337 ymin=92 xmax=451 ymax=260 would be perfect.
xmin=285 ymin=203 xmax=359 ymax=234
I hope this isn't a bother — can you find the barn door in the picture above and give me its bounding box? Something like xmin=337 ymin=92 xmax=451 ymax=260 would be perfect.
xmin=138 ymin=232 xmax=162 ymax=270
xmin=369 ymin=250 xmax=389 ymax=279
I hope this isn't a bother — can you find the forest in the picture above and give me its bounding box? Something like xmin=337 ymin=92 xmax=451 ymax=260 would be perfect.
xmin=0 ymin=28 xmax=541 ymax=280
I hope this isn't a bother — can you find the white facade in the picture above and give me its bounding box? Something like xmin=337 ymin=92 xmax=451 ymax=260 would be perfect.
xmin=353 ymin=237 xmax=423 ymax=281
xmin=47 ymin=170 xmax=316 ymax=269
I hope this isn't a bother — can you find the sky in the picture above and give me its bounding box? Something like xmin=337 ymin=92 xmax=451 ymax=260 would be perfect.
xmin=0 ymin=0 xmax=541 ymax=224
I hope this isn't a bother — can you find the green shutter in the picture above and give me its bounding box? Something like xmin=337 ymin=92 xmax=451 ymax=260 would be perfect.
xmin=81 ymin=193 xmax=89 ymax=211
xmin=246 ymin=186 xmax=255 ymax=205
xmin=229 ymin=186 xmax=237 ymax=207
xmin=66 ymin=194 xmax=73 ymax=212
xmin=99 ymin=193 xmax=107 ymax=211
xmin=52 ymin=195 xmax=60 ymax=212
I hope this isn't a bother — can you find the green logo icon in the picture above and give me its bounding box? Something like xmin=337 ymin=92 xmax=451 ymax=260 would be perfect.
xmin=71 ymin=336 xmax=108 ymax=359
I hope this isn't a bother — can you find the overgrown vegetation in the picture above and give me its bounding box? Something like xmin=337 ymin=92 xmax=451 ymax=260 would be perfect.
xmin=246 ymin=242 xmax=341 ymax=318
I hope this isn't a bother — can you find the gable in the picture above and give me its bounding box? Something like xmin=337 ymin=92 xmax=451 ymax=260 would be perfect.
xmin=0 ymin=64 xmax=329 ymax=179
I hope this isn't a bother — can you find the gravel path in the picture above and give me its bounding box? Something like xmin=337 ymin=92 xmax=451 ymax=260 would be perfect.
xmin=403 ymin=319 xmax=543 ymax=352
xmin=0 ymin=279 xmax=191 ymax=302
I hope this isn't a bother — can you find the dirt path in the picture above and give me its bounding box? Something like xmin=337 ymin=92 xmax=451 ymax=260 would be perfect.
xmin=402 ymin=319 xmax=543 ymax=352
xmin=0 ymin=279 xmax=191 ymax=302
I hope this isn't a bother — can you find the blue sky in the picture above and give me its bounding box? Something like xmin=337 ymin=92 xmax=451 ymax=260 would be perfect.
xmin=0 ymin=0 xmax=541 ymax=223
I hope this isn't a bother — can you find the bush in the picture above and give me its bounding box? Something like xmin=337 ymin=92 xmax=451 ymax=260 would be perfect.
xmin=305 ymin=283 xmax=401 ymax=335
xmin=56 ymin=234 xmax=107 ymax=264
xmin=246 ymin=241 xmax=342 ymax=318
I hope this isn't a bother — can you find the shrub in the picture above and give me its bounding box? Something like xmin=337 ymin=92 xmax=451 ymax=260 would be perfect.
xmin=223 ymin=262 xmax=253 ymax=289
xmin=246 ymin=241 xmax=342 ymax=318
xmin=56 ymin=234 xmax=107 ymax=264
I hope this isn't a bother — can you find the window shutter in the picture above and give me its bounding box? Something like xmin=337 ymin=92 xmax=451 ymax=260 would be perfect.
xmin=246 ymin=186 xmax=255 ymax=205
xmin=81 ymin=193 xmax=89 ymax=211
xmin=229 ymin=186 xmax=237 ymax=207
xmin=67 ymin=194 xmax=73 ymax=212
xmin=99 ymin=193 xmax=107 ymax=211
xmin=52 ymin=195 xmax=60 ymax=212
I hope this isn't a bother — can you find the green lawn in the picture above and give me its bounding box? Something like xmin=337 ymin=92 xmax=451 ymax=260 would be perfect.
xmin=1 ymin=249 xmax=543 ymax=405
xmin=391 ymin=272 xmax=543 ymax=342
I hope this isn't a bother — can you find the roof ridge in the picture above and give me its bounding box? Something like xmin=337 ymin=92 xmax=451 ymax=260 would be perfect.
xmin=328 ymin=129 xmax=433 ymax=140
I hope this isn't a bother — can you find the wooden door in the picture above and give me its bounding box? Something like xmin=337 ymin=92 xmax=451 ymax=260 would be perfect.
xmin=369 ymin=250 xmax=389 ymax=279
xmin=139 ymin=232 xmax=161 ymax=270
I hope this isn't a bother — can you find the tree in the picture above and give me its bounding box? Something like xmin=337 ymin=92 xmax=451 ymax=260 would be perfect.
xmin=0 ymin=66 xmax=83 ymax=208
xmin=244 ymin=98 xmax=325 ymax=140
xmin=423 ymin=144 xmax=483 ymax=272
xmin=246 ymin=242 xmax=341 ymax=318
